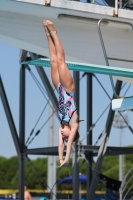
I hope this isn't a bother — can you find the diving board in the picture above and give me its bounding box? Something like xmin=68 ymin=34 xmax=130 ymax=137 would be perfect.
xmin=22 ymin=58 xmax=133 ymax=112
xmin=21 ymin=58 xmax=133 ymax=78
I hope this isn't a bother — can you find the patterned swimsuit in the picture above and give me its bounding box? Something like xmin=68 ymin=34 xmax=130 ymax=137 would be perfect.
xmin=57 ymin=83 xmax=77 ymax=124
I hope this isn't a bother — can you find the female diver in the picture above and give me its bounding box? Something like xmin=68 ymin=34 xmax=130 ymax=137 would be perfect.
xmin=43 ymin=20 xmax=79 ymax=167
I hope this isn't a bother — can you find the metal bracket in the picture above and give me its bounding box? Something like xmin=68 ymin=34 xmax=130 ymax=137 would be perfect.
xmin=113 ymin=0 xmax=118 ymax=17
xmin=44 ymin=0 xmax=50 ymax=6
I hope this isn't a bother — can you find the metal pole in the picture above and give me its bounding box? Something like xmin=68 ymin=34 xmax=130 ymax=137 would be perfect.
xmin=86 ymin=73 xmax=93 ymax=199
xmin=119 ymin=128 xmax=123 ymax=181
xmin=48 ymin=103 xmax=56 ymax=199
xmin=115 ymin=0 xmax=118 ymax=15
xmin=113 ymin=111 xmax=128 ymax=182
xmin=48 ymin=76 xmax=56 ymax=199
xmin=72 ymin=71 xmax=79 ymax=200
xmin=88 ymin=80 xmax=122 ymax=200
xmin=0 ymin=76 xmax=21 ymax=155
xmin=19 ymin=50 xmax=27 ymax=200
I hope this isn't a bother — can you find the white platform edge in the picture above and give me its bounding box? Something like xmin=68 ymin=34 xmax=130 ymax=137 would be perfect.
xmin=14 ymin=0 xmax=133 ymax=20
xmin=15 ymin=0 xmax=45 ymax=5
xmin=15 ymin=0 xmax=50 ymax=5
xmin=112 ymin=97 xmax=133 ymax=111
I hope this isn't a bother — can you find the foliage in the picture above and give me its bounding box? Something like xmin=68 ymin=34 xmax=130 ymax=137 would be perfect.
xmin=0 ymin=149 xmax=133 ymax=190
xmin=0 ymin=156 xmax=18 ymax=189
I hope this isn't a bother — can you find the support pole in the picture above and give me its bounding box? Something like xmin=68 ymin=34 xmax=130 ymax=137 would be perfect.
xmin=48 ymin=102 xmax=56 ymax=199
xmin=88 ymin=80 xmax=122 ymax=200
xmin=115 ymin=0 xmax=118 ymax=15
xmin=86 ymin=73 xmax=93 ymax=199
xmin=72 ymin=71 xmax=80 ymax=200
xmin=19 ymin=50 xmax=27 ymax=200
xmin=119 ymin=128 xmax=123 ymax=181
xmin=0 ymin=76 xmax=21 ymax=155
xmin=48 ymin=76 xmax=56 ymax=200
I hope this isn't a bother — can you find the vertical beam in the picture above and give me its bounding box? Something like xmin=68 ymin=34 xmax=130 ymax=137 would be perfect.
xmin=88 ymin=80 xmax=122 ymax=200
xmin=19 ymin=50 xmax=27 ymax=200
xmin=115 ymin=0 xmax=118 ymax=15
xmin=48 ymin=79 xmax=56 ymax=200
xmin=30 ymin=52 xmax=58 ymax=198
xmin=119 ymin=128 xmax=123 ymax=181
xmin=72 ymin=71 xmax=79 ymax=200
xmin=48 ymin=102 xmax=55 ymax=199
xmin=0 ymin=76 xmax=21 ymax=155
xmin=86 ymin=73 xmax=93 ymax=199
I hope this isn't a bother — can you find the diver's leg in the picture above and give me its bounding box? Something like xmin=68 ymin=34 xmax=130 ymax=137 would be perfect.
xmin=46 ymin=20 xmax=75 ymax=93
xmin=43 ymin=20 xmax=59 ymax=88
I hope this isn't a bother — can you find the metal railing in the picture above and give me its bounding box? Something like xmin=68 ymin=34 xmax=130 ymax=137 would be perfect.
xmin=119 ymin=166 xmax=133 ymax=200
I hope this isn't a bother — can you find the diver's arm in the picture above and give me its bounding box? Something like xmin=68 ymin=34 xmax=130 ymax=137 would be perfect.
xmin=58 ymin=127 xmax=65 ymax=165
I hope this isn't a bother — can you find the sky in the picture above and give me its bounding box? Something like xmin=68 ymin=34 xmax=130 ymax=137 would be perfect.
xmin=0 ymin=0 xmax=120 ymax=161
xmin=0 ymin=42 xmax=133 ymax=160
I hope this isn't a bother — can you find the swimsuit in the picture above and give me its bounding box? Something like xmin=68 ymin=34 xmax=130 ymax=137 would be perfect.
xmin=57 ymin=83 xmax=77 ymax=124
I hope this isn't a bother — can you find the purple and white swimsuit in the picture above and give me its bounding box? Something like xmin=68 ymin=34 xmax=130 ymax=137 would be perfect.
xmin=57 ymin=83 xmax=77 ymax=124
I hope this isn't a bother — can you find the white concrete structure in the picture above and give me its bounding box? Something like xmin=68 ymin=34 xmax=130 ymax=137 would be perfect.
xmin=0 ymin=0 xmax=133 ymax=85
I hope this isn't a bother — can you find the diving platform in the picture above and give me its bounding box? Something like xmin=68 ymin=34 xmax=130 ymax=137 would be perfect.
xmin=22 ymin=58 xmax=133 ymax=111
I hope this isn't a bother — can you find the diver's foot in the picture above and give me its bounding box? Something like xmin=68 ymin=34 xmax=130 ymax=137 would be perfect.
xmin=46 ymin=20 xmax=57 ymax=37
xmin=43 ymin=20 xmax=50 ymax=37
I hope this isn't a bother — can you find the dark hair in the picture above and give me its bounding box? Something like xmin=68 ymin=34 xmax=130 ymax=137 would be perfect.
xmin=61 ymin=120 xmax=80 ymax=142
xmin=73 ymin=120 xmax=84 ymax=142
xmin=73 ymin=131 xmax=80 ymax=142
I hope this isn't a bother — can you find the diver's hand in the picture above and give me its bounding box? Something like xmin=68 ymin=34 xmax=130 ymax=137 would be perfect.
xmin=59 ymin=159 xmax=64 ymax=166
xmin=60 ymin=160 xmax=69 ymax=167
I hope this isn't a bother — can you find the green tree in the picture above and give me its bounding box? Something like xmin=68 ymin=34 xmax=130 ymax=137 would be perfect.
xmin=0 ymin=148 xmax=133 ymax=191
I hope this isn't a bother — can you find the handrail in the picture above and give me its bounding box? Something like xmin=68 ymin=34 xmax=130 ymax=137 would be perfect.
xmin=119 ymin=166 xmax=133 ymax=200
xmin=123 ymin=184 xmax=133 ymax=200
xmin=97 ymin=18 xmax=133 ymax=98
